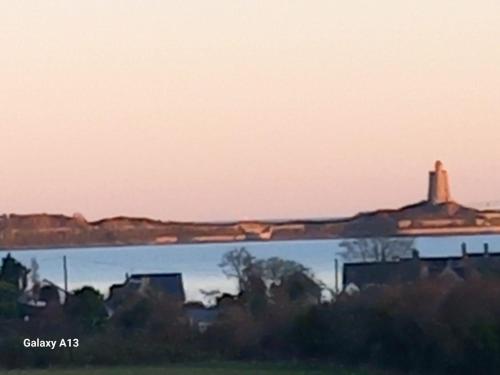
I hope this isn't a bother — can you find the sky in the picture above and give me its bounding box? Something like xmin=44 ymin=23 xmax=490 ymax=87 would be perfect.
xmin=0 ymin=1 xmax=499 ymax=221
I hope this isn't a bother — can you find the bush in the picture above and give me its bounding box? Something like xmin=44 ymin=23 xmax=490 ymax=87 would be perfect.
xmin=4 ymin=264 xmax=500 ymax=374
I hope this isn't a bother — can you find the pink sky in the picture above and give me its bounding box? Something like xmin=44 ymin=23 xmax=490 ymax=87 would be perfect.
xmin=0 ymin=1 xmax=499 ymax=221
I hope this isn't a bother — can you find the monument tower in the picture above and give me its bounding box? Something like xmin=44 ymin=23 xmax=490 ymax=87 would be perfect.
xmin=428 ymin=160 xmax=451 ymax=204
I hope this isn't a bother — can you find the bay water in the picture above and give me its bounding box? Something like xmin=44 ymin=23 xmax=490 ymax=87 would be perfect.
xmin=2 ymin=235 xmax=500 ymax=301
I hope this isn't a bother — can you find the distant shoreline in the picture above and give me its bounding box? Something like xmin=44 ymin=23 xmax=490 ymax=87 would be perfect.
xmin=1 ymin=201 xmax=500 ymax=251
xmin=1 ymin=229 xmax=500 ymax=252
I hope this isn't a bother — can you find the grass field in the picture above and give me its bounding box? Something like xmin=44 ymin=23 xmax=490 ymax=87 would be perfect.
xmin=0 ymin=363 xmax=378 ymax=375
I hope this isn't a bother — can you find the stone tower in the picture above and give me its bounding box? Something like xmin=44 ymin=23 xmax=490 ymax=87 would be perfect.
xmin=428 ymin=161 xmax=451 ymax=204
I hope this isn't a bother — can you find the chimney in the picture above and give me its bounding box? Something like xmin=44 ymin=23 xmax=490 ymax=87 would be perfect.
xmin=484 ymin=243 xmax=490 ymax=257
xmin=461 ymin=242 xmax=468 ymax=258
xmin=412 ymin=249 xmax=420 ymax=260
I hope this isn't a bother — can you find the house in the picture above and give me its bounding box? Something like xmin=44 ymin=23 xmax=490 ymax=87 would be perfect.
xmin=18 ymin=279 xmax=70 ymax=320
xmin=183 ymin=301 xmax=219 ymax=333
xmin=106 ymin=273 xmax=186 ymax=314
xmin=128 ymin=273 xmax=186 ymax=301
xmin=343 ymin=244 xmax=500 ymax=290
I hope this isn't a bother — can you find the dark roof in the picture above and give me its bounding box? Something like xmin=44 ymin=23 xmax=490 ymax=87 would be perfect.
xmin=343 ymin=251 xmax=500 ymax=288
xmin=343 ymin=259 xmax=420 ymax=287
xmin=129 ymin=273 xmax=186 ymax=301
xmin=344 ymin=251 xmax=500 ymax=268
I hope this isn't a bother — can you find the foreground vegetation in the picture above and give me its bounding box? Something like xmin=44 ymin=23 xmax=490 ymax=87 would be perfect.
xmin=2 ymin=247 xmax=500 ymax=374
xmin=0 ymin=362 xmax=379 ymax=375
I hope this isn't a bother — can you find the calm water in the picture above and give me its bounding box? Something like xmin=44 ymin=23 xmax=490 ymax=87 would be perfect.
xmin=2 ymin=235 xmax=500 ymax=301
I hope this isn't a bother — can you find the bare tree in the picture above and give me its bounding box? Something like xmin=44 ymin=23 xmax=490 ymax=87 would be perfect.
xmin=254 ymin=257 xmax=310 ymax=286
xmin=339 ymin=237 xmax=415 ymax=262
xmin=219 ymin=248 xmax=324 ymax=293
xmin=218 ymin=247 xmax=255 ymax=292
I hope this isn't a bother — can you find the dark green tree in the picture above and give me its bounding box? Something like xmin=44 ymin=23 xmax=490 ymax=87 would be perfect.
xmin=0 ymin=253 xmax=28 ymax=290
xmin=0 ymin=281 xmax=20 ymax=318
xmin=65 ymin=286 xmax=107 ymax=332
